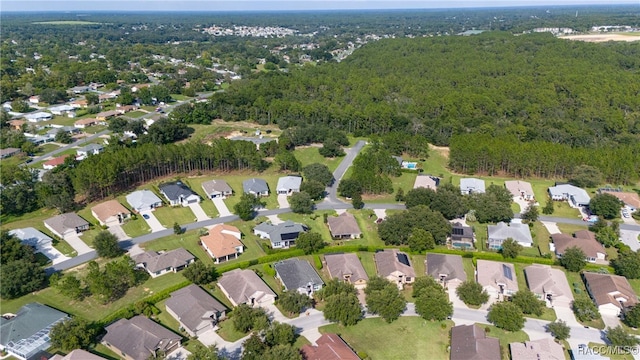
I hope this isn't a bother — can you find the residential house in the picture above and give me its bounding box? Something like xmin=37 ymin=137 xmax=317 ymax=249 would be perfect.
xmin=505 ymin=180 xmax=535 ymax=201
xmin=476 ymin=260 xmax=518 ymax=300
xmin=201 ymin=179 xmax=233 ymax=199
xmin=242 ymin=178 xmax=269 ymax=196
xmin=450 ymin=324 xmax=501 ymax=360
xmin=324 ymin=253 xmax=369 ymax=289
xmin=426 ymin=254 xmax=466 ymax=288
xmin=24 ymin=112 xmax=52 ymax=122
xmin=0 ymin=303 xmax=69 ymax=360
xmin=74 ymin=118 xmax=101 ymax=128
xmin=8 ymin=119 xmax=25 ymax=131
xmin=102 ymin=316 xmax=181 ymax=360
xmin=583 ymin=272 xmax=638 ymax=317
xmin=524 ymin=264 xmax=573 ymax=307
xmin=132 ymin=248 xmax=195 ymax=278
xmin=95 ymin=110 xmax=119 ymax=120
xmin=276 ymin=176 xmax=302 ymax=195
xmin=552 ymin=230 xmax=606 ymax=263
xmin=43 ymin=155 xmax=70 ymax=170
xmin=450 ymin=222 xmax=474 ymax=249
xmin=217 ymin=269 xmax=277 ymax=307
xmin=159 ymin=181 xmax=200 ymax=207
xmin=374 ymin=249 xmax=416 ymax=289
xmin=487 ymin=221 xmax=533 ymax=249
xmin=91 ymin=200 xmax=131 ymax=227
xmin=327 ymin=212 xmax=362 ymax=239
xmin=49 ymin=105 xmax=75 ymax=116
xmin=69 ymin=85 xmax=91 ymax=94
xmin=460 ymin=178 xmax=486 ymax=195
xmin=599 ymin=190 xmax=640 ymax=212
xmin=254 ymin=220 xmax=307 ymax=249
xmin=50 ymin=349 xmax=106 ymax=360
xmin=126 ymin=190 xmax=163 ymax=212
xmin=70 ymin=99 xmax=89 ymax=108
xmin=300 ymin=333 xmax=359 ymax=360
xmin=509 ymin=338 xmax=565 ymax=360
xmin=28 ymin=95 xmax=40 ymax=104
xmin=548 ymin=184 xmax=590 ymax=207
xmin=47 ymin=126 xmax=79 ymax=137
xmin=0 ymin=148 xmax=21 ymax=159
xmin=9 ymin=227 xmax=52 ymax=249
xmin=200 ymin=224 xmax=244 ymax=264
xmin=43 ymin=213 xmax=89 ymax=239
xmin=274 ymin=258 xmax=324 ymax=296
xmin=165 ymin=284 xmax=226 ymax=337
xmin=76 ymin=143 xmax=104 ymax=158
xmin=116 ymin=105 xmax=138 ymax=114
xmin=413 ymin=175 xmax=440 ymax=190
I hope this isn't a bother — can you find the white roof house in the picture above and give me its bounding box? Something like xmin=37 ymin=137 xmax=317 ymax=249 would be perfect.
xmin=276 ymin=176 xmax=302 ymax=195
xmin=126 ymin=190 xmax=163 ymax=212
xmin=548 ymin=184 xmax=590 ymax=207
xmin=487 ymin=221 xmax=533 ymax=249
xmin=8 ymin=227 xmax=52 ymax=248
xmin=49 ymin=105 xmax=75 ymax=115
xmin=24 ymin=112 xmax=52 ymax=122
xmin=460 ymin=178 xmax=486 ymax=195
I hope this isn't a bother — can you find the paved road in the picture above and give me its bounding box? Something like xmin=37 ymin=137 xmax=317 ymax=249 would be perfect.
xmin=29 ymin=130 xmax=110 ymax=164
xmin=322 ymin=140 xmax=366 ymax=205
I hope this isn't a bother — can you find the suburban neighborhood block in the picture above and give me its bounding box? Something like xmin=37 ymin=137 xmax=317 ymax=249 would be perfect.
xmin=132 ymin=248 xmax=195 ymax=277
xmin=217 ymin=268 xmax=277 ymax=307
xmin=165 ymin=284 xmax=227 ymax=337
xmin=200 ymin=224 xmax=244 ymax=263
xmin=0 ymin=303 xmax=69 ymax=360
xmin=324 ymin=253 xmax=369 ymax=289
xmin=374 ymin=249 xmax=416 ymax=289
xmin=91 ymin=200 xmax=131 ymax=227
xmin=201 ymin=179 xmax=233 ymax=199
xmin=476 ymin=260 xmax=518 ymax=300
xmin=274 ymin=258 xmax=324 ymax=296
xmin=450 ymin=324 xmax=500 ymax=360
xmin=254 ymin=220 xmax=307 ymax=249
xmin=327 ymin=212 xmax=362 ymax=239
xmin=44 ymin=213 xmax=90 ymax=239
xmin=487 ymin=221 xmax=533 ymax=249
xmin=102 ymin=315 xmax=182 ymax=360
xmin=126 ymin=190 xmax=163 ymax=212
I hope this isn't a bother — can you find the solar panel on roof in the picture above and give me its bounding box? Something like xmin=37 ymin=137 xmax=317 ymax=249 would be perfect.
xmin=397 ymin=252 xmax=410 ymax=266
xmin=502 ymin=264 xmax=513 ymax=280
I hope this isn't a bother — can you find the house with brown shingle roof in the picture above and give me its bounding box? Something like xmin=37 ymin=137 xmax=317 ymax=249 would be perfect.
xmin=201 ymin=179 xmax=233 ymax=199
xmin=91 ymin=200 xmax=131 ymax=227
xmin=74 ymin=118 xmax=101 ymax=128
xmin=426 ymin=253 xmax=466 ymax=288
xmin=327 ymin=212 xmax=361 ymax=239
xmin=599 ymin=190 xmax=640 ymax=211
xmin=50 ymin=349 xmax=106 ymax=360
xmin=300 ymin=333 xmax=359 ymax=360
xmin=325 ymin=253 xmax=369 ymax=289
xmin=217 ymin=269 xmax=276 ymax=307
xmin=132 ymin=248 xmax=195 ymax=278
xmin=165 ymin=284 xmax=226 ymax=337
xmin=450 ymin=324 xmax=500 ymax=360
xmin=583 ymin=272 xmax=638 ymax=316
xmin=200 ymin=224 xmax=244 ymax=264
xmin=476 ymin=260 xmax=518 ymax=300
xmin=551 ymin=230 xmax=606 ymax=263
xmin=102 ymin=316 xmax=181 ymax=360
xmin=509 ymin=338 xmax=564 ymax=360
xmin=524 ymin=264 xmax=573 ymax=307
xmin=374 ymin=249 xmax=415 ymax=289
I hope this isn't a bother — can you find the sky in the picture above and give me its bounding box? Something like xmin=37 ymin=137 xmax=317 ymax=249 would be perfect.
xmin=2 ymin=0 xmax=639 ymax=12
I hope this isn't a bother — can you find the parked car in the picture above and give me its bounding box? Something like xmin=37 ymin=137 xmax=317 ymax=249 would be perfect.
xmin=142 ymin=214 xmax=150 ymax=220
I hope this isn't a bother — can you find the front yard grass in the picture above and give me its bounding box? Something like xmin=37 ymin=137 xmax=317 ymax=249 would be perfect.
xmin=142 ymin=229 xmax=215 ymax=265
xmin=556 ymin=223 xmax=589 ymax=235
xmin=216 ymin=318 xmax=247 ymax=342
xmin=125 ymin=110 xmax=146 ymax=118
xmin=531 ymin=221 xmax=552 ymax=258
xmin=480 ymin=324 xmax=529 ymax=360
xmin=153 ymin=206 xmax=200 ymax=228
xmin=564 ymin=270 xmax=606 ymax=329
xmin=121 ymin=217 xmax=152 ymax=237
xmin=320 ymin=317 xmax=453 ymax=360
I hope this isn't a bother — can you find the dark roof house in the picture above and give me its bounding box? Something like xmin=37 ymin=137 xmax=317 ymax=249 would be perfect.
xmin=242 ymin=178 xmax=269 ymax=196
xmin=327 ymin=212 xmax=362 ymax=239
xmin=159 ymin=181 xmax=200 ymax=206
xmin=102 ymin=316 xmax=181 ymax=360
xmin=274 ymin=258 xmax=324 ymax=296
xmin=133 ymin=248 xmax=195 ymax=278
xmin=451 ymin=222 xmax=474 ymax=249
xmin=426 ymin=253 xmax=466 ymax=285
xmin=450 ymin=324 xmax=500 ymax=360
xmin=254 ymin=220 xmax=307 ymax=249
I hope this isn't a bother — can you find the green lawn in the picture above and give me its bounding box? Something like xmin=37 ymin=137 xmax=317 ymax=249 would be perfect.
xmin=320 ymin=317 xmax=453 ymax=360
xmin=480 ymin=324 xmax=529 ymax=360
xmin=344 ymin=210 xmax=386 ymax=247
xmin=556 ymin=223 xmax=589 ymax=235
xmin=153 ymin=206 xmax=200 ymax=227
xmin=154 ymin=298 xmax=184 ymax=334
xmin=462 ymin=258 xmax=476 ymax=281
xmin=36 ymin=143 xmax=61 ymax=154
xmin=216 ymin=318 xmax=248 ymax=342
xmin=358 ymin=252 xmax=378 ymax=278
xmin=91 ymin=344 xmax=121 ymax=360
xmin=411 ymin=254 xmax=426 ymax=277
xmin=142 ymin=229 xmax=214 ymax=265
xmin=121 ymin=217 xmax=152 ymax=237
xmin=295 ymin=146 xmax=342 ymax=173
xmin=279 ymin=211 xmax=334 ymax=242
xmin=125 ymin=110 xmax=147 ymax=118
xmin=564 ymin=271 xmax=606 ymax=329
xmin=530 ymin=221 xmax=551 ymax=258
xmin=170 ymin=94 xmax=193 ymax=101
xmin=363 ymin=172 xmax=418 ymax=204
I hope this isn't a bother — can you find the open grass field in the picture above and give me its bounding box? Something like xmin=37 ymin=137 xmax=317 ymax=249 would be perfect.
xmin=295 ymin=146 xmax=342 ymax=173
xmin=320 ymin=317 xmax=453 ymax=360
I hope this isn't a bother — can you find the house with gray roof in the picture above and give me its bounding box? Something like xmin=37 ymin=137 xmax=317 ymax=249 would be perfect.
xmin=50 ymin=349 xmax=106 ymax=360
xmin=374 ymin=249 xmax=416 ymax=289
xmin=126 ymin=190 xmax=163 ymax=212
xmin=548 ymin=183 xmax=590 ymax=207
xmin=165 ymin=284 xmax=226 ymax=337
xmin=102 ymin=316 xmax=181 ymax=360
xmin=327 ymin=212 xmax=361 ymax=239
xmin=201 ymin=180 xmax=233 ymax=199
xmin=274 ymin=258 xmax=324 ymax=297
xmin=0 ymin=303 xmax=69 ymax=360
xmin=243 ymin=178 xmax=269 ymax=196
xmin=217 ymin=269 xmax=277 ymax=307
xmin=0 ymin=148 xmax=21 ymax=159
xmin=43 ymin=213 xmax=89 ymax=239
xmin=276 ymin=176 xmax=302 ymax=195
xmin=254 ymin=220 xmax=308 ymax=249
xmin=24 ymin=111 xmax=52 ymax=122
xmin=325 ymin=253 xmax=369 ymax=289
xmin=159 ymin=181 xmax=200 ymax=207
xmin=9 ymin=227 xmax=52 ymax=249
xmin=426 ymin=254 xmax=466 ymax=287
xmin=487 ymin=221 xmax=533 ymax=250
xmin=460 ymin=178 xmax=486 ymax=195
xmin=133 ymin=248 xmax=195 ymax=278
xmin=76 ymin=143 xmax=104 ymax=158
xmin=450 ymin=324 xmax=500 ymax=360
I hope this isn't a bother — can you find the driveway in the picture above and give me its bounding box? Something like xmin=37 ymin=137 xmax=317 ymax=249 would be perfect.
xmin=373 ymin=209 xmax=387 ymax=221
xmin=266 ymin=214 xmax=284 ymax=225
xmin=64 ymin=233 xmax=93 ymax=255
xmin=37 ymin=242 xmax=71 ymax=265
xmin=108 ymin=225 xmax=130 ymax=241
xmin=277 ymin=194 xmax=290 ymax=209
xmin=166 ymin=347 xmax=191 ymax=360
xmin=512 ymin=196 xmax=532 ymax=214
xmin=602 ymin=312 xmax=622 ymax=329
xmin=541 ymin=221 xmax=561 ymax=235
xmin=140 ymin=210 xmax=166 ymax=232
xmin=188 ymin=203 xmax=210 ymax=222
xmin=620 ymin=229 xmax=640 ymax=252
xmin=212 ymin=198 xmax=232 ymax=217
xmin=262 ymin=303 xmax=290 ymax=323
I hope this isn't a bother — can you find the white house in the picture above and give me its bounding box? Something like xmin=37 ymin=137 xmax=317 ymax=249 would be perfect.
xmin=24 ymin=112 xmax=52 ymax=122
xmin=276 ymin=176 xmax=302 ymax=195
xmin=548 ymin=184 xmax=590 ymax=207
xmin=460 ymin=178 xmax=486 ymax=195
